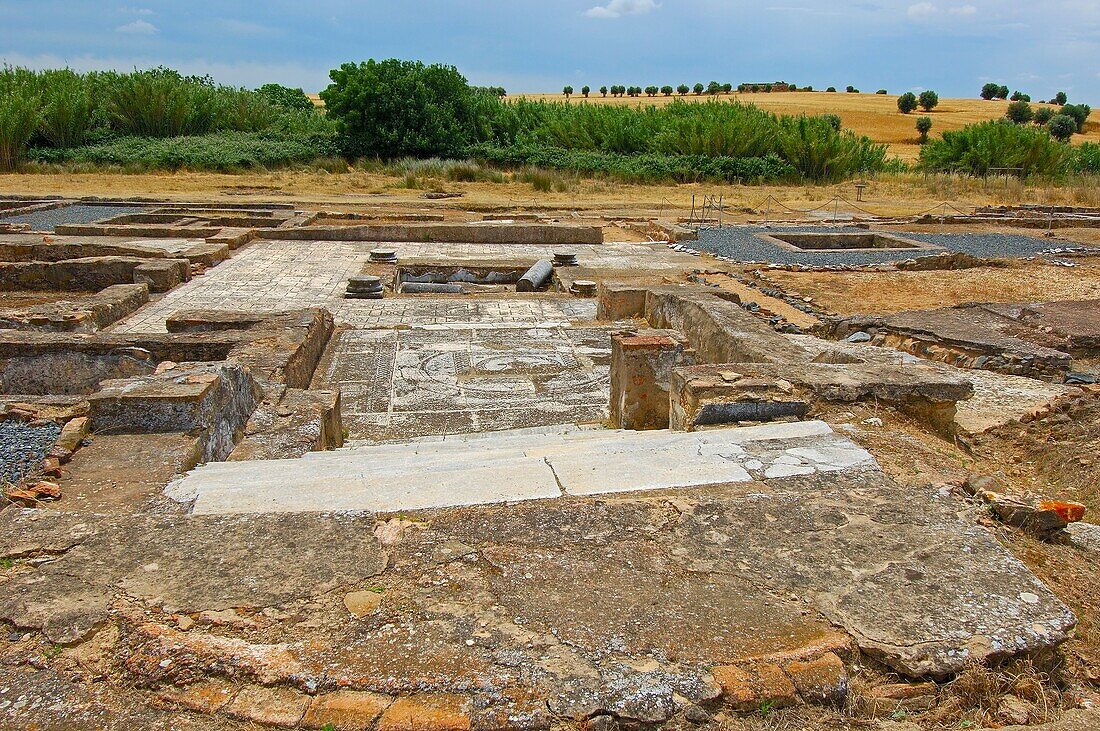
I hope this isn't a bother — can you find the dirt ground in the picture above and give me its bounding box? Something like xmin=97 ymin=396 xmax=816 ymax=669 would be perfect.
xmin=764 ymin=258 xmax=1100 ymax=316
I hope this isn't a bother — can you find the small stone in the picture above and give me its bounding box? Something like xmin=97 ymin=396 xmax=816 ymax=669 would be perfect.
xmin=845 ymin=332 xmax=872 ymax=343
xmin=997 ymin=695 xmax=1032 ymax=725
xmin=784 ymin=652 xmax=848 ymax=705
xmin=683 ymin=703 xmax=711 ymax=723
xmin=344 ymin=589 xmax=383 ymax=617
xmin=711 ymin=662 xmax=797 ymax=711
xmin=177 ymin=615 xmax=195 ymax=631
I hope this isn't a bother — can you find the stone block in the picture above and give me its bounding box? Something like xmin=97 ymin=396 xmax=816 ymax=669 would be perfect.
xmin=597 ymin=282 xmax=648 ymax=321
xmin=301 ymin=690 xmax=392 ymax=730
xmin=228 ymin=388 xmax=342 ymax=461
xmin=224 ymin=684 xmax=309 ymax=727
xmin=89 ymin=362 xmax=260 ymax=462
xmin=133 ymin=258 xmax=190 ymax=292
xmin=783 ymin=652 xmax=848 ymax=705
xmin=377 ymin=694 xmax=472 ymax=731
xmin=712 ymin=662 xmax=798 ymax=711
xmin=610 ymin=329 xmax=695 ymax=430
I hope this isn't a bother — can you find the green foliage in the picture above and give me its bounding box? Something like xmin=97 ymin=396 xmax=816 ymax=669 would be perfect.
xmin=467 ymin=142 xmax=797 ymax=184
xmin=581 ymin=86 xmax=590 ymax=97
xmin=693 ymin=83 xmax=704 ymax=95
xmin=645 ymin=86 xmax=659 ymax=97
xmin=918 ymin=90 xmax=939 ymax=112
xmin=722 ymin=83 xmax=733 ymax=93
xmin=918 ymin=120 xmax=1070 ymax=177
xmin=677 ymin=84 xmax=689 ymax=95
xmin=599 ymin=86 xmax=608 ymax=96
xmin=26 ymin=132 xmax=337 ymax=172
xmin=897 ymin=92 xmax=918 ymax=114
xmin=1054 ymin=91 xmax=1067 ymax=106
xmin=1010 ymin=91 xmax=1031 ymax=102
xmin=980 ymin=83 xmax=1000 ymax=101
xmin=821 ymin=114 xmax=842 ymax=132
xmin=846 ymin=85 xmax=857 ymax=93
xmin=876 ymin=89 xmax=888 ymax=95
xmin=563 ymin=85 xmax=573 ymax=97
xmin=826 ymin=87 xmax=837 ymax=93
xmin=997 ymin=85 xmax=1010 ymax=100
xmin=1048 ymin=114 xmax=1077 ymax=142
xmin=707 ymin=81 xmax=721 ymax=95
xmin=0 ymin=72 xmax=43 ymax=170
xmin=1005 ymin=100 xmax=1033 ymax=125
xmin=1060 ymin=104 xmax=1092 ymax=133
xmin=255 ymin=83 xmax=314 ymax=112
xmin=320 ymin=59 xmax=477 ymax=159
xmin=1074 ymin=143 xmax=1100 ymax=173
xmin=1033 ymin=107 xmax=1055 ymax=125
xmin=916 ymin=116 xmax=933 ymax=143
xmin=661 ymin=85 xmax=674 ymax=96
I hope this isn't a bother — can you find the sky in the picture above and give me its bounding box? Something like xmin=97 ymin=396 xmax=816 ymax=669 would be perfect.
xmin=1 ymin=1 xmax=1097 ymax=103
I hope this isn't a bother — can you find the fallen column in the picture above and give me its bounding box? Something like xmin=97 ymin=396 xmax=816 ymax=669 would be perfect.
xmin=516 ymin=259 xmax=553 ymax=292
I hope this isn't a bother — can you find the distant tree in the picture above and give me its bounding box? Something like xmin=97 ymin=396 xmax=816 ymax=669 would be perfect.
xmin=980 ymin=83 xmax=1000 ymax=101
xmin=1060 ymin=103 xmax=1091 ymax=133
xmin=821 ymin=114 xmax=842 ymax=131
xmin=897 ymin=92 xmax=918 ymax=114
xmin=826 ymin=86 xmax=837 ymax=93
xmin=1010 ymin=91 xmax=1031 ymax=102
xmin=876 ymin=89 xmax=888 ymax=95
xmin=1034 ymin=107 xmax=1055 ymax=125
xmin=599 ymin=85 xmax=608 ymax=97
xmin=722 ymin=83 xmax=733 ymax=94
xmin=645 ymin=86 xmax=658 ymax=97
xmin=804 ymin=85 xmax=813 ymax=92
xmin=918 ymin=90 xmax=939 ymax=111
xmin=1005 ymin=100 xmax=1033 ymax=124
xmin=750 ymin=84 xmax=761 ymax=93
xmin=1048 ymin=114 xmax=1077 ymax=141
xmin=693 ymin=83 xmax=704 ymax=95
xmin=563 ymin=85 xmax=573 ymax=98
xmin=764 ymin=83 xmax=773 ymax=92
xmin=846 ymin=85 xmax=857 ymax=93
xmin=1054 ymin=91 xmax=1068 ymax=106
xmin=677 ymin=84 xmax=689 ymax=96
xmin=996 ymin=85 xmax=1010 ymax=100
xmin=707 ymin=81 xmax=721 ymax=95
xmin=661 ymin=85 xmax=674 ymax=96
xmin=255 ymin=83 xmax=315 ymax=112
xmin=916 ymin=116 xmax=933 ymax=143
xmin=581 ymin=85 xmax=590 ymax=98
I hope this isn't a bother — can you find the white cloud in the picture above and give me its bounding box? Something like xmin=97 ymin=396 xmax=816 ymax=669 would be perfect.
xmin=584 ymin=0 xmax=660 ymax=19
xmin=948 ymin=5 xmax=977 ymax=15
xmin=907 ymin=3 xmax=938 ymax=18
xmin=116 ymin=19 xmax=157 ymax=34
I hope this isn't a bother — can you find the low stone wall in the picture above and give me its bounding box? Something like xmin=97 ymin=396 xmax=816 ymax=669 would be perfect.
xmin=0 ymin=256 xmax=189 ymax=293
xmin=609 ymin=329 xmax=695 ymax=430
xmin=260 ymin=222 xmax=603 ymax=246
xmin=0 ymin=283 xmax=149 ymax=333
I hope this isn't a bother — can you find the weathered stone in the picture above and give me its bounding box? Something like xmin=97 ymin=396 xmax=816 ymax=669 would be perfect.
xmin=711 ymin=662 xmax=798 ymax=711
xmin=377 ymin=694 xmax=472 ymax=731
xmin=610 ymin=329 xmax=695 ymax=430
xmin=155 ymin=679 xmax=237 ymax=714
xmin=224 ymin=684 xmax=310 ymax=727
xmin=863 ymin=682 xmax=938 ymax=717
xmin=301 ymin=690 xmax=393 ymax=730
xmin=344 ymin=590 xmax=383 ymax=617
xmin=783 ymin=652 xmax=848 ymax=705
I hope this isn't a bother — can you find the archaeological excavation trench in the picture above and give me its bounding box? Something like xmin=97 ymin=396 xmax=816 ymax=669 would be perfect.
xmin=2 ymin=196 xmax=1100 ymax=730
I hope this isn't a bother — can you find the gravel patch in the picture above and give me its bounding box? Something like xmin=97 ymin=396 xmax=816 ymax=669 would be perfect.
xmin=0 ymin=420 xmax=61 ymax=485
xmin=5 ymin=205 xmax=143 ymax=232
xmin=693 ymin=225 xmax=1078 ymax=266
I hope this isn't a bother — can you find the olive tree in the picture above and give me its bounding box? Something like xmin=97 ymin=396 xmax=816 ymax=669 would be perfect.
xmin=918 ymin=90 xmax=939 ymax=112
xmin=1048 ymin=114 xmax=1077 ymax=142
xmin=897 ymin=92 xmax=918 ymax=114
xmin=916 ymin=116 xmax=933 ymax=143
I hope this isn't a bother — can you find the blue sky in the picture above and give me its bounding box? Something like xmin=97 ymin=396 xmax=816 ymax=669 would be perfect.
xmin=2 ymin=1 xmax=1097 ymax=102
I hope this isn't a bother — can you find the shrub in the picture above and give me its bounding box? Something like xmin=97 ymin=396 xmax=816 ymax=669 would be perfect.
xmin=918 ymin=90 xmax=939 ymax=112
xmin=320 ymin=59 xmax=478 ymax=159
xmin=1010 ymin=91 xmax=1031 ymax=102
xmin=1048 ymin=114 xmax=1077 ymax=142
xmin=916 ymin=116 xmax=933 ymax=144
xmin=677 ymin=84 xmax=689 ymax=96
xmin=0 ymin=84 xmax=41 ymax=170
xmin=826 ymin=87 xmax=837 ymax=93
xmin=980 ymin=83 xmax=1000 ymax=101
xmin=1075 ymin=143 xmax=1100 ymax=173
xmin=255 ymin=83 xmax=314 ymax=113
xmin=1054 ymin=91 xmax=1068 ymax=106
xmin=1033 ymin=107 xmax=1055 ymax=125
xmin=1005 ymin=100 xmax=1033 ymax=125
xmin=821 ymin=114 xmax=842 ymax=131
xmin=845 ymin=85 xmax=856 ymax=93
xmin=876 ymin=89 xmax=888 ymax=95
xmin=897 ymin=92 xmax=918 ymax=114
xmin=919 ymin=120 xmax=1069 ymax=177
xmin=1061 ymin=104 xmax=1091 ymax=133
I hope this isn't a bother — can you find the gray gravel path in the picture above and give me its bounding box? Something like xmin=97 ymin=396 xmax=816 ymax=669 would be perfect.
xmin=5 ymin=205 xmax=143 ymax=232
xmin=694 ymin=225 xmax=1077 ymax=265
xmin=0 ymin=420 xmax=61 ymax=484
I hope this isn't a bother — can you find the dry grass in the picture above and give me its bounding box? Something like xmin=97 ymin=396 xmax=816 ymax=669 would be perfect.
xmin=519 ymin=91 xmax=1100 ymax=161
xmin=764 ymin=258 xmax=1100 ymax=317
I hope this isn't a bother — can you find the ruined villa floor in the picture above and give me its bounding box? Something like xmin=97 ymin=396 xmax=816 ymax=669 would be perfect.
xmin=2 ymin=205 xmax=1100 ymax=730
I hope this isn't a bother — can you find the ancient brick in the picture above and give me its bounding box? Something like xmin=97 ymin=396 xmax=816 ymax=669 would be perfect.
xmin=301 ymin=690 xmax=392 ymax=730
xmin=783 ymin=652 xmax=848 ymax=705
xmin=224 ymin=684 xmax=310 ymax=727
xmin=378 ymin=694 xmax=472 ymax=731
xmin=712 ymin=662 xmax=798 ymax=711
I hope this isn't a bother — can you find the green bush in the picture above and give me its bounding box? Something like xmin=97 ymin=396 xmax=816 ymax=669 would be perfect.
xmin=255 ymin=84 xmax=314 ymax=113
xmin=0 ymin=81 xmax=41 ymax=170
xmin=677 ymin=84 xmax=689 ymax=96
xmin=1005 ymin=100 xmax=1033 ymax=125
xmin=1060 ymin=104 xmax=1092 ymax=133
xmin=897 ymin=92 xmax=918 ymax=114
xmin=916 ymin=116 xmax=933 ymax=144
xmin=918 ymin=120 xmax=1069 ymax=177
xmin=918 ymin=90 xmax=939 ymax=112
xmin=1054 ymin=92 xmax=1068 ymax=106
xmin=1048 ymin=114 xmax=1077 ymax=142
xmin=1033 ymin=107 xmax=1055 ymax=125
xmin=321 ymin=59 xmax=478 ymax=159
xmin=1074 ymin=143 xmax=1100 ymax=173
xmin=24 ymin=132 xmax=338 ymax=172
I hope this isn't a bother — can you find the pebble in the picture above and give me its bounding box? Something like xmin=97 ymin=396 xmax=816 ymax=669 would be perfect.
xmin=0 ymin=420 xmax=62 ymax=484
